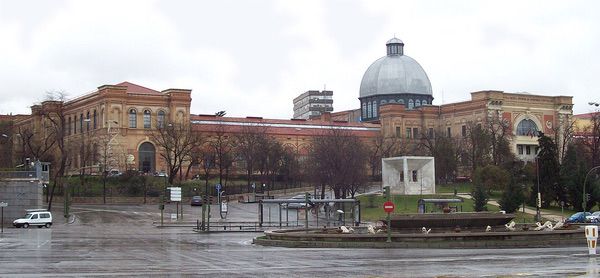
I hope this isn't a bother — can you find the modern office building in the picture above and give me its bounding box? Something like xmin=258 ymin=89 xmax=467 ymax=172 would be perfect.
xmin=292 ymin=90 xmax=334 ymax=119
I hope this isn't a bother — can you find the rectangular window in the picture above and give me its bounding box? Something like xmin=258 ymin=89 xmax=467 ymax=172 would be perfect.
xmin=413 ymin=128 xmax=419 ymax=139
xmin=428 ymin=128 xmax=434 ymax=139
xmin=412 ymin=170 xmax=418 ymax=182
xmin=461 ymin=125 xmax=467 ymax=137
xmin=518 ymin=145 xmax=524 ymax=155
xmin=526 ymin=145 xmax=531 ymax=155
xmin=447 ymin=127 xmax=451 ymax=138
xmin=406 ymin=128 xmax=412 ymax=139
xmin=396 ymin=127 xmax=401 ymax=138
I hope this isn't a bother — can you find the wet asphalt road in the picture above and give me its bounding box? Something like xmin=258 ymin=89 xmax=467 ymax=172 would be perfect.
xmin=0 ymin=203 xmax=598 ymax=277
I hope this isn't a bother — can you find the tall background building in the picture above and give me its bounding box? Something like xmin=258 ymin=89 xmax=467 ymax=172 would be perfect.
xmin=292 ymin=90 xmax=333 ymax=119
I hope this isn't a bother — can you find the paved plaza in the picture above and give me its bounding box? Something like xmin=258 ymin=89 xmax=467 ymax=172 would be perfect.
xmin=0 ymin=202 xmax=598 ymax=277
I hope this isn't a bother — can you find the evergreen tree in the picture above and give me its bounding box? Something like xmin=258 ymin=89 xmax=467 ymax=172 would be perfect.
xmin=472 ymin=182 xmax=489 ymax=211
xmin=561 ymin=143 xmax=588 ymax=210
xmin=536 ymin=133 xmax=562 ymax=207
xmin=499 ymin=182 xmax=525 ymax=213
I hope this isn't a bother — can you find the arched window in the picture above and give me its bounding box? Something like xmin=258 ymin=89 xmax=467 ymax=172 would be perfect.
xmin=93 ymin=110 xmax=97 ymax=129
xmin=80 ymin=113 xmax=84 ymax=131
xmin=362 ymin=102 xmax=367 ymax=119
xmin=373 ymin=101 xmax=378 ymax=117
xmin=389 ymin=99 xmax=396 ymax=103
xmin=139 ymin=142 xmax=156 ymax=173
xmin=129 ymin=109 xmax=137 ymax=128
xmin=415 ymin=100 xmax=421 ymax=107
xmin=367 ymin=101 xmax=372 ymax=118
xmin=422 ymin=100 xmax=428 ymax=105
xmin=408 ymin=99 xmax=414 ymax=109
xmin=380 ymin=100 xmax=387 ymax=105
xmin=143 ymin=110 xmax=151 ymax=129
xmin=157 ymin=110 xmax=165 ymax=128
xmin=398 ymin=99 xmax=405 ymax=105
xmin=86 ymin=111 xmax=90 ymax=131
xmin=516 ymin=119 xmax=539 ymax=136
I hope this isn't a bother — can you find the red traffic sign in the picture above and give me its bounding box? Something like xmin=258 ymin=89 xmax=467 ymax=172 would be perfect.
xmin=383 ymin=201 xmax=395 ymax=213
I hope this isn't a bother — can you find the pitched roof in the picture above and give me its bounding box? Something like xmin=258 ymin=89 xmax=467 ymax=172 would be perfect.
xmin=115 ymin=81 xmax=160 ymax=94
xmin=574 ymin=112 xmax=600 ymax=119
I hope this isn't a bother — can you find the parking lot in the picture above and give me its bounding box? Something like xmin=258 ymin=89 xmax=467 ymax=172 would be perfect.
xmin=0 ymin=203 xmax=598 ymax=277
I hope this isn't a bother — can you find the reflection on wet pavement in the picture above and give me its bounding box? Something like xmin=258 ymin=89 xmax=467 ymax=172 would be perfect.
xmin=0 ymin=204 xmax=595 ymax=277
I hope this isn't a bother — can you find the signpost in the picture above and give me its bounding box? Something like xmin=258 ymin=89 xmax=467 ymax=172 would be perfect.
xmin=383 ymin=201 xmax=395 ymax=213
xmin=168 ymin=187 xmax=182 ymax=220
xmin=0 ymin=202 xmax=7 ymax=233
xmin=383 ymin=186 xmax=393 ymax=243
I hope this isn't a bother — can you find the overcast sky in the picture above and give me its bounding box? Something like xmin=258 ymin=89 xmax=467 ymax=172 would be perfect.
xmin=1 ymin=0 xmax=599 ymax=118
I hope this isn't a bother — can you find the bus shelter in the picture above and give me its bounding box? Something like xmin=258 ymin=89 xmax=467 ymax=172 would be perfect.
xmin=258 ymin=198 xmax=360 ymax=228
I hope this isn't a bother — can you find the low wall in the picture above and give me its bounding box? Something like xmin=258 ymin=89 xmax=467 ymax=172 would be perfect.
xmin=254 ymin=228 xmax=586 ymax=249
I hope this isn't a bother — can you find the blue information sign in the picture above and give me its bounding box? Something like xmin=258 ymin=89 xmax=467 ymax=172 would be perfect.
xmin=216 ymin=183 xmax=221 ymax=191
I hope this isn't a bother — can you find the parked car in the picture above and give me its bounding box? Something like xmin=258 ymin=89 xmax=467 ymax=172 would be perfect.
xmin=13 ymin=209 xmax=53 ymax=228
xmin=284 ymin=194 xmax=313 ymax=209
xmin=190 ymin=196 xmax=203 ymax=206
xmin=154 ymin=172 xmax=168 ymax=177
xmin=108 ymin=169 xmax=122 ymax=177
xmin=586 ymin=211 xmax=600 ymax=223
xmin=565 ymin=212 xmax=592 ymax=224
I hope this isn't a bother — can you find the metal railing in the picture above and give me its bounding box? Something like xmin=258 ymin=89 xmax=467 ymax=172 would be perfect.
xmin=0 ymin=170 xmax=38 ymax=179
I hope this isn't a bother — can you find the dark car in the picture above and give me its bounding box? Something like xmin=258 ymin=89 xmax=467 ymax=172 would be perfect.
xmin=190 ymin=196 xmax=202 ymax=206
xmin=565 ymin=212 xmax=591 ymax=224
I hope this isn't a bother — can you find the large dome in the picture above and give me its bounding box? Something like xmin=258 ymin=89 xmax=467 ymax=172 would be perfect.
xmin=359 ymin=39 xmax=432 ymax=98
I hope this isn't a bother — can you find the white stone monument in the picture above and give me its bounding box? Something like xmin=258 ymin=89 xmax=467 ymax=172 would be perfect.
xmin=382 ymin=156 xmax=435 ymax=195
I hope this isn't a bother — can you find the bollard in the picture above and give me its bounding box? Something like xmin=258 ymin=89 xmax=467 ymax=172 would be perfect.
xmin=585 ymin=225 xmax=598 ymax=255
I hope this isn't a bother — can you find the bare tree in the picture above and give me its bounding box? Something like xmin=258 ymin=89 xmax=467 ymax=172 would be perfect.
xmin=461 ymin=122 xmax=491 ymax=175
xmin=0 ymin=120 xmax=14 ymax=168
xmin=234 ymin=124 xmax=269 ymax=190
xmin=367 ymin=134 xmax=402 ymax=180
xmin=34 ymin=92 xmax=71 ymax=211
xmin=308 ymin=128 xmax=369 ymax=199
xmin=580 ymin=112 xmax=600 ymax=167
xmin=256 ymin=136 xmax=284 ymax=189
xmin=209 ymin=123 xmax=235 ymax=187
xmin=419 ymin=129 xmax=459 ymax=184
xmin=148 ymin=121 xmax=202 ymax=184
xmin=486 ymin=112 xmax=514 ymax=167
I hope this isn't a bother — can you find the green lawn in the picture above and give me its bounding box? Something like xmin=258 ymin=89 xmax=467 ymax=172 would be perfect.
xmin=436 ymin=182 xmax=473 ymax=194
xmin=359 ymin=194 xmax=499 ymax=221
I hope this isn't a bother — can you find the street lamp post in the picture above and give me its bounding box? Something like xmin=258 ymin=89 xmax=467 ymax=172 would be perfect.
xmin=535 ymin=157 xmax=541 ymax=222
xmin=582 ymin=166 xmax=600 ymax=212
xmin=521 ymin=183 xmax=526 ymax=223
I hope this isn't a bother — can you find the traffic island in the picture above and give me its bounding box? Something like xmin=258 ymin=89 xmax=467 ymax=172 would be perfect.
xmin=253 ymin=226 xmax=586 ymax=249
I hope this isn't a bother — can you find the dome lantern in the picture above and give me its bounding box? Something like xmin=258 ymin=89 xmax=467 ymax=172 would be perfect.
xmin=386 ymin=37 xmax=404 ymax=56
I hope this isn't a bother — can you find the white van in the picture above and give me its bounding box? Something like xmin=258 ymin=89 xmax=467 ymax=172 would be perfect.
xmin=13 ymin=209 xmax=53 ymax=228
